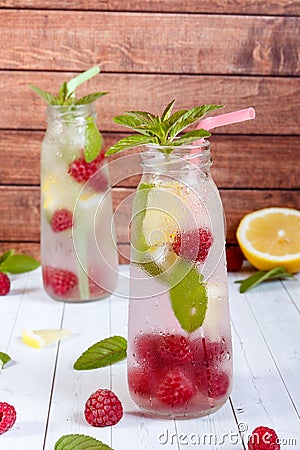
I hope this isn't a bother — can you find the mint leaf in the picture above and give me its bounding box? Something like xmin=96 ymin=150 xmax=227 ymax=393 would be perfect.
xmin=0 ymin=254 xmax=40 ymax=274
xmin=73 ymin=336 xmax=127 ymax=370
xmin=168 ymin=129 xmax=210 ymax=146
xmin=235 ymin=266 xmax=294 ymax=293
xmin=29 ymin=85 xmax=57 ymax=105
xmin=105 ymin=135 xmax=154 ymax=155
xmin=84 ymin=117 xmax=103 ymax=162
xmin=0 ymin=351 xmax=11 ymax=367
xmin=161 ymin=99 xmax=176 ymax=121
xmin=66 ymin=66 xmax=100 ymax=98
xmin=169 ymin=260 xmax=208 ymax=333
xmin=0 ymin=249 xmax=15 ymax=264
xmin=75 ymin=92 xmax=107 ymax=105
xmin=54 ymin=434 xmax=113 ymax=450
xmin=106 ymin=100 xmax=223 ymax=155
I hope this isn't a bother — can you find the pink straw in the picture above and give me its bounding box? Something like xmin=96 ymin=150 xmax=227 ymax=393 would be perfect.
xmin=190 ymin=107 xmax=255 ymax=160
xmin=197 ymin=107 xmax=255 ymax=132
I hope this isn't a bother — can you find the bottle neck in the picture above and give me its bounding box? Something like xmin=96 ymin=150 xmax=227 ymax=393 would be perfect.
xmin=141 ymin=141 xmax=212 ymax=176
xmin=46 ymin=103 xmax=96 ymax=126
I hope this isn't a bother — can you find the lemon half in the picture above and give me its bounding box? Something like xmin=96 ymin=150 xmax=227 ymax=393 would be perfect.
xmin=236 ymin=207 xmax=300 ymax=273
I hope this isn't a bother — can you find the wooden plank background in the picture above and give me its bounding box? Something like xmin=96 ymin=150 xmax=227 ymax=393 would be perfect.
xmin=0 ymin=1 xmax=299 ymax=263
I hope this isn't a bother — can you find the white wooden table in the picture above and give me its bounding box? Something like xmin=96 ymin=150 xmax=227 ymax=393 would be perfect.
xmin=0 ymin=265 xmax=299 ymax=450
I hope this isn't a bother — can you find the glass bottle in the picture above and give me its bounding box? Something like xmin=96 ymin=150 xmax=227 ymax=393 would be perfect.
xmin=127 ymin=141 xmax=232 ymax=418
xmin=40 ymin=103 xmax=118 ymax=302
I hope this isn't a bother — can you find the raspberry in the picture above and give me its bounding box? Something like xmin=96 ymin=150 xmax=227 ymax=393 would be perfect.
xmin=157 ymin=334 xmax=192 ymax=363
xmin=134 ymin=334 xmax=158 ymax=366
xmin=128 ymin=367 xmax=158 ymax=397
xmin=84 ymin=388 xmax=123 ymax=427
xmin=172 ymin=227 xmax=213 ymax=263
xmin=226 ymin=245 xmax=244 ymax=272
xmin=191 ymin=337 xmax=229 ymax=367
xmin=0 ymin=272 xmax=10 ymax=296
xmin=51 ymin=209 xmax=73 ymax=233
xmin=68 ymin=151 xmax=108 ymax=191
xmin=42 ymin=266 xmax=78 ymax=297
xmin=0 ymin=402 xmax=16 ymax=435
xmin=248 ymin=426 xmax=280 ymax=450
xmin=156 ymin=368 xmax=195 ymax=406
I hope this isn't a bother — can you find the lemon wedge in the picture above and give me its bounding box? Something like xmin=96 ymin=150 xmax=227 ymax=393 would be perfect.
xmin=22 ymin=329 xmax=71 ymax=349
xmin=236 ymin=207 xmax=300 ymax=273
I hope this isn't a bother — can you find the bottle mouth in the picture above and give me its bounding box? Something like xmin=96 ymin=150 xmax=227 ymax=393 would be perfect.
xmin=46 ymin=103 xmax=97 ymax=123
xmin=146 ymin=139 xmax=210 ymax=155
xmin=141 ymin=140 xmax=211 ymax=172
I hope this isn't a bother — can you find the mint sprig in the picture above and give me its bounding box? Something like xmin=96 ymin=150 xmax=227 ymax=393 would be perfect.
xmin=30 ymin=66 xmax=107 ymax=106
xmin=54 ymin=434 xmax=113 ymax=450
xmin=73 ymin=336 xmax=127 ymax=370
xmin=106 ymin=100 xmax=222 ymax=155
xmin=0 ymin=351 xmax=11 ymax=367
xmin=235 ymin=266 xmax=294 ymax=293
xmin=0 ymin=249 xmax=40 ymax=274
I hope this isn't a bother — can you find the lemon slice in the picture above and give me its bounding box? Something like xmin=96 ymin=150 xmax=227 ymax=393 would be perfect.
xmin=22 ymin=329 xmax=71 ymax=349
xmin=236 ymin=207 xmax=300 ymax=273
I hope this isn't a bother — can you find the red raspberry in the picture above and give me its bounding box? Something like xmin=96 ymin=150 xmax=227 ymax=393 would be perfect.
xmin=51 ymin=209 xmax=73 ymax=233
xmin=0 ymin=272 xmax=10 ymax=296
xmin=226 ymin=245 xmax=244 ymax=272
xmin=191 ymin=337 xmax=229 ymax=367
xmin=42 ymin=266 xmax=78 ymax=297
xmin=84 ymin=388 xmax=123 ymax=427
xmin=0 ymin=402 xmax=16 ymax=435
xmin=134 ymin=334 xmax=158 ymax=366
xmin=157 ymin=334 xmax=192 ymax=363
xmin=128 ymin=367 xmax=158 ymax=397
xmin=68 ymin=151 xmax=108 ymax=192
xmin=156 ymin=368 xmax=195 ymax=406
xmin=248 ymin=426 xmax=280 ymax=450
xmin=172 ymin=227 xmax=213 ymax=263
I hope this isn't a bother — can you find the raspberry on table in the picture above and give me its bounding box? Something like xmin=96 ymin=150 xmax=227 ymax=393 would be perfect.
xmin=0 ymin=402 xmax=16 ymax=435
xmin=0 ymin=272 xmax=10 ymax=296
xmin=225 ymin=245 xmax=244 ymax=272
xmin=172 ymin=227 xmax=213 ymax=263
xmin=51 ymin=209 xmax=73 ymax=233
xmin=156 ymin=368 xmax=195 ymax=406
xmin=42 ymin=266 xmax=78 ymax=297
xmin=248 ymin=426 xmax=280 ymax=450
xmin=84 ymin=388 xmax=123 ymax=427
xmin=68 ymin=151 xmax=108 ymax=192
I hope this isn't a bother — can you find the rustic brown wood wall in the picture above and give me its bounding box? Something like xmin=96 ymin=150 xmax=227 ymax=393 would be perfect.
xmin=0 ymin=1 xmax=299 ymax=263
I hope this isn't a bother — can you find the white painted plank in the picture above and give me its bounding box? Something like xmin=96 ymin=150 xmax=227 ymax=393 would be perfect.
xmin=44 ymin=296 xmax=112 ymax=449
xmin=228 ymin=272 xmax=300 ymax=448
xmin=174 ymin=402 xmax=244 ymax=450
xmin=282 ymin=271 xmax=300 ymax=310
xmin=0 ymin=268 xmax=65 ymax=450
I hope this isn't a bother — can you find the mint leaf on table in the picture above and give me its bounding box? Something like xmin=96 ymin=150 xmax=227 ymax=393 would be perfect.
xmin=0 ymin=351 xmax=11 ymax=367
xmin=0 ymin=249 xmax=15 ymax=264
xmin=106 ymin=100 xmax=223 ymax=156
xmin=73 ymin=336 xmax=127 ymax=370
xmin=54 ymin=434 xmax=113 ymax=450
xmin=235 ymin=266 xmax=294 ymax=293
xmin=0 ymin=254 xmax=40 ymax=274
xmin=84 ymin=117 xmax=103 ymax=162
